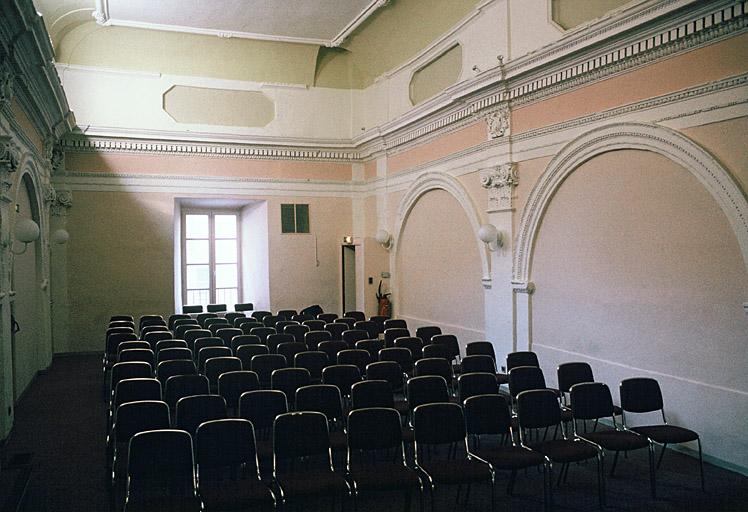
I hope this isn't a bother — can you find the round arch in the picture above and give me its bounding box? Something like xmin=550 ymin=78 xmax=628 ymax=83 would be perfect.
xmin=390 ymin=171 xmax=490 ymax=315
xmin=513 ymin=122 xmax=748 ymax=286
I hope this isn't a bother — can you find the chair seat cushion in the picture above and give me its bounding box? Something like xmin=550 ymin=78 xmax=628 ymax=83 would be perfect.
xmin=472 ymin=446 xmax=546 ymax=470
xmin=348 ymin=464 xmax=421 ymax=491
xmin=631 ymin=425 xmax=698 ymax=444
xmin=276 ymin=470 xmax=349 ymax=498
xmin=199 ymin=479 xmax=275 ymax=509
xmin=581 ymin=430 xmax=649 ymax=451
xmin=529 ymin=439 xmax=598 ymax=463
xmin=420 ymin=459 xmax=492 ymax=485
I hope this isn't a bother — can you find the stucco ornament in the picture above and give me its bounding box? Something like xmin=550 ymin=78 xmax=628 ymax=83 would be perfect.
xmin=480 ymin=163 xmax=518 ymax=211
xmin=485 ymin=103 xmax=510 ymax=138
xmin=0 ymin=63 xmax=13 ymax=110
xmin=50 ymin=189 xmax=73 ymax=217
xmin=0 ymin=136 xmax=21 ymax=198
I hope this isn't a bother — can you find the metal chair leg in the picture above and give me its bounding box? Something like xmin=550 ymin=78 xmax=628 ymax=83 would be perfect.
xmin=657 ymin=443 xmax=668 ymax=468
xmin=598 ymin=451 xmax=606 ymax=509
xmin=648 ymin=441 xmax=657 ymax=499
xmin=697 ymin=437 xmax=705 ymax=492
xmin=610 ymin=451 xmax=620 ymax=477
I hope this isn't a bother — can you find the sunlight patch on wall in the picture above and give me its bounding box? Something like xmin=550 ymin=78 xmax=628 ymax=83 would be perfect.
xmin=163 ymin=86 xmax=275 ymax=127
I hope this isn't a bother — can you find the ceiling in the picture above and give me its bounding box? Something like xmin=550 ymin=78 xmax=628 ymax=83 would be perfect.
xmin=95 ymin=0 xmax=386 ymax=46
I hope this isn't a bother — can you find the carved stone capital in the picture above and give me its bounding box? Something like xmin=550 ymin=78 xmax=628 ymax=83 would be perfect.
xmin=0 ymin=136 xmax=21 ymax=200
xmin=50 ymin=189 xmax=72 ymax=217
xmin=480 ymin=162 xmax=518 ymax=211
xmin=43 ymin=136 xmax=65 ymax=174
xmin=0 ymin=62 xmax=14 ymax=110
xmin=485 ymin=103 xmax=510 ymax=138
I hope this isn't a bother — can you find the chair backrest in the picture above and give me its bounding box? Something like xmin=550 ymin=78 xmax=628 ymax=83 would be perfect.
xmin=413 ymin=402 xmax=465 ymax=446
xmin=303 ymin=319 xmax=326 ymax=331
xmin=238 ymin=390 xmax=288 ymax=434
xmin=155 ymin=339 xmax=187 ymax=355
xmin=378 ymin=347 xmax=413 ymax=373
xmin=350 ymin=379 xmax=394 ymax=410
xmin=365 ymin=361 xmax=404 ymax=392
xmin=118 ymin=348 xmax=155 ymax=367
xmin=284 ymin=324 xmax=310 ymax=344
xmin=460 ymin=355 xmax=496 ymax=374
xmin=273 ymin=411 xmax=331 ymax=467
xmin=182 ymin=305 xmax=203 ymax=313
xmin=347 ymin=407 xmax=403 ymax=452
xmin=195 ymin=419 xmax=259 ymax=476
xmin=294 ymin=351 xmax=328 ymax=381
xmin=508 ymin=366 xmax=547 ymax=399
xmin=143 ymin=330 xmax=174 ymax=350
xmin=422 ymin=343 xmax=451 ymax=360
xmin=184 ymin=329 xmax=212 ymax=350
xmin=318 ymin=340 xmax=348 ymax=363
xmin=111 ymin=362 xmax=152 ymax=392
xmin=300 ymin=304 xmax=324 ymax=318
xmin=406 ymin=375 xmax=449 ymax=411
xmin=168 ymin=314 xmax=191 ymax=330
xmin=235 ymin=316 xmax=259 ymax=329
xmin=175 ymin=325 xmax=203 ymax=341
xmin=234 ymin=302 xmax=254 ymax=312
xmin=317 ymin=313 xmax=338 ymax=323
xmin=355 ymin=338 xmax=384 ymax=359
xmin=106 ymin=332 xmax=138 ymax=358
xmin=250 ymin=354 xmax=288 ymax=386
xmin=197 ymin=346 xmax=232 ymax=373
xmin=157 ymin=347 xmax=193 ymax=365
xmin=506 ymin=351 xmax=539 ymax=372
xmin=238 ymin=320 xmax=263 ymax=333
xmin=344 ymin=311 xmax=366 ymax=322
xmin=277 ymin=309 xmax=297 ymax=320
xmin=324 ymin=322 xmax=347 ymax=341
xmin=465 ymin=341 xmax=496 ymax=360
xmin=231 ymin=334 xmax=262 ymax=353
xmin=112 ymin=378 xmax=162 ymax=411
xmin=236 ymin=344 xmax=270 ymax=369
xmin=353 ymin=320 xmax=378 ymax=340
xmin=292 ymin=314 xmax=312 ymax=323
xmin=383 ymin=319 xmax=407 ymax=330
xmin=139 ymin=315 xmax=166 ymax=329
xmin=384 ymin=328 xmax=410 ymax=348
xmin=173 ymin=319 xmax=199 ymax=330
xmin=570 ymin=382 xmax=615 ymax=421
xmin=336 ymin=349 xmax=370 ymax=375
xmin=620 ymin=377 xmax=664 ymax=413
xmin=204 ymin=356 xmax=242 ymax=387
xmin=342 ymin=329 xmax=368 ymax=348
xmin=218 ymin=370 xmax=260 ymax=409
xmin=140 ymin=325 xmax=168 ymax=339
xmin=415 ymin=325 xmax=442 ymax=345
xmin=458 ymin=372 xmax=498 ymax=403
xmin=414 ymin=357 xmax=453 ymax=383
xmin=516 ymin=389 xmax=561 ymax=431
xmin=275 ymin=320 xmax=299 ymax=333
xmin=194 ymin=337 xmax=224 ymax=356
xmin=369 ymin=315 xmax=388 ymax=334
xmin=249 ymin=326 xmax=276 ymax=343
xmin=305 ymin=330 xmax=332 ymax=350
xmin=164 ymin=374 xmax=209 ymax=410
xmin=207 ymin=304 xmax=227 ymax=313
xmin=197 ymin=313 xmax=219 ymax=326
xmin=216 ymin=327 xmax=243 ymax=347
xmin=157 ymin=359 xmax=197 ymax=384
xmin=110 ymin=315 xmax=134 ymax=323
xmin=431 ymin=334 xmax=461 ymax=361
xmin=271 ymin=368 xmax=311 ymax=405
xmin=557 ymin=361 xmax=594 ymax=395
xmin=126 ymin=429 xmax=195 ymax=501
xmin=224 ymin=312 xmax=246 ymax=324
xmin=263 ymin=315 xmax=283 ymax=327
xmin=251 ymin=310 xmax=271 ymax=321
xmin=114 ymin=400 xmax=170 ymax=443
xmin=267 ymin=333 xmax=295 ymax=353
xmin=335 ymin=317 xmax=357 ymax=329
xmin=117 ymin=341 xmax=151 ymax=354
xmin=175 ymin=394 xmax=227 ymax=435
xmin=208 ymin=322 xmax=232 ymax=335
xmin=322 ymin=364 xmax=361 ymax=397
xmin=277 ymin=341 xmax=307 ymax=363
xmin=295 ymin=384 xmax=344 ymax=423
xmin=464 ymin=394 xmax=512 ymax=437
xmin=394 ymin=337 xmax=424 ymax=361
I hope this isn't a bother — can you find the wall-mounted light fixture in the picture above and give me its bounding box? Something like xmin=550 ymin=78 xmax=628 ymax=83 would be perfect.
xmin=52 ymin=228 xmax=70 ymax=245
xmin=375 ymin=229 xmax=392 ymax=250
xmin=7 ymin=218 xmax=41 ymax=255
xmin=477 ymin=223 xmax=502 ymax=252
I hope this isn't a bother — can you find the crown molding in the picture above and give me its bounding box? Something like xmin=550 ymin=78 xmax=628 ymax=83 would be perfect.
xmin=93 ymin=0 xmax=390 ymax=48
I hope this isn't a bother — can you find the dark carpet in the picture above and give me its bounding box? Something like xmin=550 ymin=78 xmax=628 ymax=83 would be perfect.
xmin=1 ymin=354 xmax=746 ymax=511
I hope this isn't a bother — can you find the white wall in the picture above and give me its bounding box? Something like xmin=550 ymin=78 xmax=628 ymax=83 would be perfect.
xmin=242 ymin=201 xmax=270 ymax=311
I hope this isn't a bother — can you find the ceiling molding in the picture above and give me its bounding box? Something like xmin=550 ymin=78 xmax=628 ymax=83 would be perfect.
xmin=92 ymin=0 xmax=390 ymax=47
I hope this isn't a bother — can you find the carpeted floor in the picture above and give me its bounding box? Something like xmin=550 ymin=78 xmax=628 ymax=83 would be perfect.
xmin=2 ymin=354 xmax=747 ymax=511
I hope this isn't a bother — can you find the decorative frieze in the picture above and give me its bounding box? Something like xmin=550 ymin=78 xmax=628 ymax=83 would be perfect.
xmin=0 ymin=136 xmax=21 ymax=200
xmin=480 ymin=163 xmax=518 ymax=211
xmin=485 ymin=103 xmax=510 ymax=138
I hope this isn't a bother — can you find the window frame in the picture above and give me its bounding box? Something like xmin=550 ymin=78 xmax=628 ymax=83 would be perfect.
xmin=280 ymin=203 xmax=310 ymax=234
xmin=181 ymin=208 xmax=243 ymax=307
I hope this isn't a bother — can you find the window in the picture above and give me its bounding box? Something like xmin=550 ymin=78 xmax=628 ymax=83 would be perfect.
xmin=182 ymin=211 xmax=241 ymax=306
xmin=281 ymin=203 xmax=309 ymax=233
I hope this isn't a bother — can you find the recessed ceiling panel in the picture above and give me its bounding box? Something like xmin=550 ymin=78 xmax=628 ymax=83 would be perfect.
xmin=163 ymin=86 xmax=275 ymax=127
xmin=104 ymin=0 xmax=379 ymax=45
